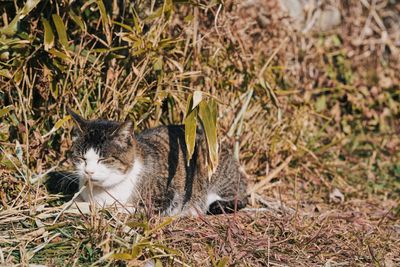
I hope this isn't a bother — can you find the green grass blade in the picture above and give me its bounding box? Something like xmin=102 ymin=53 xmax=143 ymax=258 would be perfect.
xmin=52 ymin=14 xmax=69 ymax=49
xmin=42 ymin=18 xmax=54 ymax=51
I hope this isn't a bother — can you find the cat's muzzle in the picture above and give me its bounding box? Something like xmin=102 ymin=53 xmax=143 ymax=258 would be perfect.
xmin=83 ymin=173 xmax=102 ymax=185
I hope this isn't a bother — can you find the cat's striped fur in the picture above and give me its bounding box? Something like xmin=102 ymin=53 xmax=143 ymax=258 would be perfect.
xmin=51 ymin=109 xmax=248 ymax=215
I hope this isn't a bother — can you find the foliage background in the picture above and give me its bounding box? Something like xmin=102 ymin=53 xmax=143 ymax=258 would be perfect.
xmin=0 ymin=0 xmax=399 ymax=265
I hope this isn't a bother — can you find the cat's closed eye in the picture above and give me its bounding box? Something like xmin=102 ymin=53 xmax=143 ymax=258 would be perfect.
xmin=98 ymin=157 xmax=120 ymax=164
xmin=73 ymin=156 xmax=86 ymax=165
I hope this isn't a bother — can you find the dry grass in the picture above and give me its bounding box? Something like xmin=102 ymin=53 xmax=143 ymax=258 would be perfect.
xmin=0 ymin=0 xmax=399 ymax=266
xmin=0 ymin=199 xmax=398 ymax=266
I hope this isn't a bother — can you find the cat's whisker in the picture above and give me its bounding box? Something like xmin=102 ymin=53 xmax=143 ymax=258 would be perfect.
xmin=57 ymin=173 xmax=80 ymax=182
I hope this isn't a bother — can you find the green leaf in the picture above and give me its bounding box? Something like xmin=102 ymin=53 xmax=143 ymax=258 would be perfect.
xmin=70 ymin=44 xmax=97 ymax=63
xmin=52 ymin=14 xmax=69 ymax=49
xmin=54 ymin=115 xmax=71 ymax=130
xmin=216 ymin=256 xmax=230 ymax=267
xmin=1 ymin=17 xmax=19 ymax=36
xmin=111 ymin=253 xmax=133 ymax=260
xmin=0 ymin=0 xmax=41 ymax=35
xmin=112 ymin=20 xmax=134 ymax=32
xmin=132 ymin=9 xmax=142 ymax=34
xmin=315 ymin=95 xmax=327 ymax=112
xmin=131 ymin=244 xmax=143 ymax=258
xmin=144 ymin=8 xmax=163 ymax=22
xmin=151 ymin=244 xmax=179 ymax=255
xmin=153 ymin=56 xmax=163 ymax=71
xmin=42 ymin=115 xmax=71 ymax=138
xmin=0 ymin=69 xmax=12 ymax=79
xmin=0 ymin=36 xmax=29 ymax=47
xmin=20 ymin=0 xmax=42 ymax=17
xmin=199 ymin=99 xmax=218 ymax=176
xmin=126 ymin=221 xmax=149 ymax=231
xmin=70 ymin=10 xmax=85 ymax=31
xmin=42 ymin=18 xmax=54 ymax=51
xmin=48 ymin=48 xmax=72 ymax=63
xmin=184 ymin=106 xmax=198 ymax=164
xmin=93 ymin=46 xmax=128 ymax=53
xmin=0 ymin=105 xmax=14 ymax=118
xmin=14 ymin=69 xmax=23 ymax=85
xmin=97 ymin=0 xmax=109 ymax=28
xmin=155 ymin=259 xmax=163 ymax=267
xmin=145 ymin=217 xmax=174 ymax=236
xmin=0 ymin=156 xmax=17 ymax=170
xmin=164 ymin=0 xmax=173 ymax=14
xmin=184 ymin=14 xmax=194 ymax=22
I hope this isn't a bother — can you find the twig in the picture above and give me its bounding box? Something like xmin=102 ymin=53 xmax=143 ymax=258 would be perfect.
xmin=253 ymin=193 xmax=295 ymax=215
xmin=258 ymin=37 xmax=288 ymax=77
xmin=29 ymin=232 xmax=61 ymax=255
xmin=227 ymin=89 xmax=253 ymax=138
xmin=52 ymin=185 xmax=86 ymax=225
xmin=247 ymin=156 xmax=292 ymax=195
xmin=377 ymin=206 xmax=394 ymax=227
xmin=214 ymin=4 xmax=222 ymax=38
xmin=367 ymin=243 xmax=382 ymax=267
xmin=227 ymin=89 xmax=254 ymax=160
xmin=0 ymin=247 xmax=4 ymax=264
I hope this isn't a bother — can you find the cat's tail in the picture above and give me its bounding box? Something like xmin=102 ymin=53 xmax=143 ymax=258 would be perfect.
xmin=207 ymin=154 xmax=248 ymax=215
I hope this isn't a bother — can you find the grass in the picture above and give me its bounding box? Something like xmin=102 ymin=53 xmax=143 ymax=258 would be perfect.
xmin=0 ymin=0 xmax=399 ymax=266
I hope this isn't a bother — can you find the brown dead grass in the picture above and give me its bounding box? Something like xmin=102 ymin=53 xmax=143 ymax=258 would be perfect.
xmin=161 ymin=201 xmax=399 ymax=266
xmin=0 ymin=199 xmax=398 ymax=266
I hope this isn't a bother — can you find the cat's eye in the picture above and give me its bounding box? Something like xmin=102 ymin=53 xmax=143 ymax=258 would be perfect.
xmin=75 ymin=156 xmax=86 ymax=164
xmin=98 ymin=156 xmax=121 ymax=164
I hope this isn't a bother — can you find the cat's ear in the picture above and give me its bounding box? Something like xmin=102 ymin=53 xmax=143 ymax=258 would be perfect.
xmin=67 ymin=108 xmax=87 ymax=133
xmin=112 ymin=120 xmax=134 ymax=147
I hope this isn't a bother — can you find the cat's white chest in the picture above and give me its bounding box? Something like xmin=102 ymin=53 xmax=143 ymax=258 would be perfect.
xmin=80 ymin=160 xmax=143 ymax=207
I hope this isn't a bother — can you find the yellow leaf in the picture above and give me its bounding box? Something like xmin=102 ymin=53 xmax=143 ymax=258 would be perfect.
xmin=42 ymin=115 xmax=71 ymax=138
xmin=70 ymin=10 xmax=85 ymax=31
xmin=111 ymin=253 xmax=132 ymax=260
xmin=97 ymin=0 xmax=111 ymax=43
xmin=0 ymin=0 xmax=41 ymax=35
xmin=0 ymin=69 xmax=11 ymax=79
xmin=48 ymin=48 xmax=72 ymax=63
xmin=52 ymin=14 xmax=69 ymax=49
xmin=54 ymin=115 xmax=71 ymax=130
xmin=0 ymin=105 xmax=13 ymax=118
xmin=42 ymin=18 xmax=54 ymax=51
xmin=217 ymin=256 xmax=230 ymax=267
xmin=20 ymin=0 xmax=42 ymax=17
xmin=184 ymin=108 xmax=197 ymax=164
xmin=97 ymin=0 xmax=109 ymax=27
xmin=155 ymin=259 xmax=163 ymax=267
xmin=145 ymin=217 xmax=174 ymax=236
xmin=199 ymin=100 xmax=218 ymax=176
xmin=0 ymin=17 xmax=19 ymax=36
xmin=14 ymin=69 xmax=23 ymax=85
xmin=131 ymin=244 xmax=143 ymax=258
xmin=153 ymin=56 xmax=163 ymax=71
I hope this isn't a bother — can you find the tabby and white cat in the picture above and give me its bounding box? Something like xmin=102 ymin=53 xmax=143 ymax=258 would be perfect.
xmin=65 ymin=109 xmax=247 ymax=216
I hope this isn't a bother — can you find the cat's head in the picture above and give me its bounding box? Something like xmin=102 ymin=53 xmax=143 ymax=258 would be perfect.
xmin=67 ymin=109 xmax=139 ymax=188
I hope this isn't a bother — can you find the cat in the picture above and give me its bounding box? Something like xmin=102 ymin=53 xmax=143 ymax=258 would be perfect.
xmin=53 ymin=108 xmax=248 ymax=216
